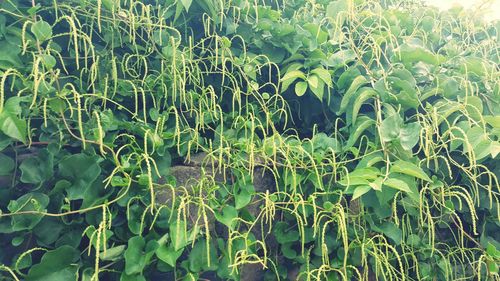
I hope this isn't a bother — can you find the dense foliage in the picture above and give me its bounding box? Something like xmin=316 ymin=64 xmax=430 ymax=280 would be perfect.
xmin=0 ymin=0 xmax=499 ymax=280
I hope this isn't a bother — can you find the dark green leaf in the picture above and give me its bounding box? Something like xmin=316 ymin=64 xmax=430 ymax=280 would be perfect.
xmin=156 ymin=245 xmax=183 ymax=267
xmin=58 ymin=154 xmax=101 ymax=200
xmin=26 ymin=246 xmax=79 ymax=281
xmin=124 ymin=236 xmax=146 ymax=275
xmin=8 ymin=192 xmax=49 ymax=231
xmin=0 ymin=153 xmax=14 ymax=176
xmin=188 ymin=239 xmax=217 ymax=272
xmin=20 ymin=149 xmax=54 ymax=185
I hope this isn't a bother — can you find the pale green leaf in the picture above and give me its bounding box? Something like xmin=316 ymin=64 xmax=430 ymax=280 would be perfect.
xmin=351 ymin=88 xmax=376 ymax=125
xmin=399 ymin=122 xmax=422 ymax=151
xmin=280 ymin=70 xmax=306 ymax=92
xmin=344 ymin=116 xmax=376 ymax=149
xmin=311 ymin=67 xmax=332 ymax=87
xmin=338 ymin=76 xmax=368 ymax=114
xmin=309 ymin=78 xmax=324 ymax=101
xmin=295 ymin=81 xmax=308 ymax=96
xmin=31 ymin=20 xmax=52 ymax=42
xmin=180 ymin=0 xmax=192 ymax=12
xmin=352 ymin=185 xmax=371 ymax=200
xmin=390 ymin=160 xmax=431 ymax=182
xmin=307 ymin=75 xmax=319 ymax=88
xmin=384 ymin=178 xmax=412 ymax=193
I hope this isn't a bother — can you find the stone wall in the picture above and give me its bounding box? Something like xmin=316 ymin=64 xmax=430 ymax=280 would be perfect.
xmin=154 ymin=153 xmax=277 ymax=281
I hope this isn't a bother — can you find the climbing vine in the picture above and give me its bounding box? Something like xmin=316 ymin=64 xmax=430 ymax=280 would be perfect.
xmin=0 ymin=0 xmax=499 ymax=280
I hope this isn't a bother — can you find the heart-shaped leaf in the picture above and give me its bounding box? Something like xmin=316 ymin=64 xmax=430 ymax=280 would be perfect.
xmin=26 ymin=246 xmax=79 ymax=281
xmin=31 ymin=20 xmax=52 ymax=42
xmin=0 ymin=112 xmax=27 ymax=144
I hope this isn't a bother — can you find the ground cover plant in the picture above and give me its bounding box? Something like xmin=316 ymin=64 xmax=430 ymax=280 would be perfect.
xmin=0 ymin=0 xmax=499 ymax=280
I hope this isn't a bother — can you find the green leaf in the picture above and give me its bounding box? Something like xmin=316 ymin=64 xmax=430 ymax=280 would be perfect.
xmin=41 ymin=54 xmax=56 ymax=69
xmin=309 ymin=78 xmax=325 ymax=101
xmin=273 ymin=222 xmax=299 ymax=244
xmin=379 ymin=222 xmax=402 ymax=245
xmin=344 ymin=116 xmax=376 ymax=149
xmin=170 ymin=220 xmax=189 ymax=251
xmin=281 ymin=242 xmax=297 ymax=259
xmin=311 ymin=67 xmax=332 ymax=87
xmin=396 ymin=43 xmax=444 ymax=66
xmin=235 ymin=189 xmax=252 ymax=210
xmin=12 ymin=235 xmax=24 ymax=246
xmin=31 ymin=20 xmax=52 ymax=42
xmin=280 ymin=70 xmax=306 ymax=92
xmin=464 ymin=126 xmax=491 ymax=160
xmin=351 ymin=88 xmax=376 ymax=125
xmin=214 ymin=205 xmax=238 ymax=230
xmin=380 ymin=114 xmax=402 ymax=143
xmin=3 ymin=97 xmax=27 ymax=116
xmin=338 ymin=76 xmax=368 ymax=114
xmin=0 ymin=112 xmax=27 ymax=144
xmin=120 ymin=273 xmax=146 ymax=281
xmin=8 ymin=192 xmax=49 ymax=232
xmin=352 ymin=185 xmax=371 ymax=200
xmin=380 ymin=114 xmax=421 ymax=151
xmin=188 ymin=239 xmax=217 ymax=272
xmin=0 ymin=153 xmax=14 ymax=176
xmin=58 ymin=154 xmax=101 ymax=200
xmin=486 ymin=243 xmax=500 ymax=259
xmin=312 ymin=132 xmax=341 ymax=153
xmin=295 ymin=81 xmax=308 ymax=96
xmin=156 ymin=245 xmax=183 ymax=267
xmin=390 ymin=160 xmax=431 ymax=182
xmin=399 ymin=122 xmax=422 ymax=151
xmin=339 ymin=167 xmax=381 ymax=187
xmin=33 ymin=218 xmax=64 ymax=245
xmin=26 ymin=246 xmax=79 ymax=281
xmin=406 ymin=234 xmax=421 ymax=247
xmin=102 ymin=0 xmax=116 ymax=11
xmin=326 ymin=49 xmax=356 ymax=69
xmin=368 ymin=177 xmax=383 ymax=191
xmin=383 ymin=178 xmax=412 ymax=193
xmin=124 ymin=236 xmax=147 ymax=275
xmin=459 ymin=56 xmax=495 ymax=77
xmin=0 ymin=41 xmax=22 ymax=69
xmin=326 ymin=0 xmax=350 ymax=27
xmin=20 ymin=149 xmax=54 ymax=185
xmin=484 ymin=116 xmax=500 ymax=129
xmin=303 ymin=23 xmax=329 ymax=45
xmin=307 ymin=75 xmax=319 ymax=88
xmin=490 ymin=142 xmax=500 ymax=158
xmin=337 ymin=66 xmax=361 ymax=91
xmin=100 ymin=245 xmax=126 ymax=261
xmin=180 ymin=0 xmax=193 ymax=12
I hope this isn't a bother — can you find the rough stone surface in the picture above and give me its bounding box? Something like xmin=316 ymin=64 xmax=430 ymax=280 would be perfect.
xmin=239 ymin=263 xmax=266 ymax=281
xmin=155 ymin=153 xmax=276 ymax=210
xmin=154 ymin=153 xmax=277 ymax=281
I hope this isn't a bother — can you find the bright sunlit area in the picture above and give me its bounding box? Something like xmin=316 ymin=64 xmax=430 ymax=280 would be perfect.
xmin=425 ymin=0 xmax=500 ymax=21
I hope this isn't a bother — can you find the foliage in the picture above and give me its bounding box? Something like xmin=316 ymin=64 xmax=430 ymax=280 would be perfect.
xmin=0 ymin=0 xmax=499 ymax=280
